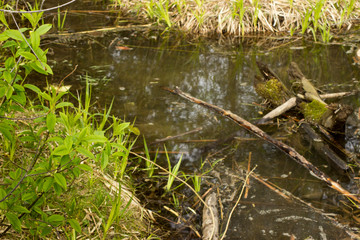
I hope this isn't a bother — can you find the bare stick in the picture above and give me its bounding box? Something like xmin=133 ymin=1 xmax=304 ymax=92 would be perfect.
xmin=297 ymin=92 xmax=355 ymax=100
xmin=202 ymin=192 xmax=219 ymax=240
xmin=244 ymin=152 xmax=252 ymax=199
xmin=163 ymin=87 xmax=360 ymax=204
xmin=0 ymin=0 xmax=75 ymax=13
xmin=154 ymin=127 xmax=202 ymax=143
xmin=258 ymin=97 xmax=297 ymax=124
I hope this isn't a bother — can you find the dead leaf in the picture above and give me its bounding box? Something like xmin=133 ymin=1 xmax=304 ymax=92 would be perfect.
xmin=115 ymin=46 xmax=133 ymax=51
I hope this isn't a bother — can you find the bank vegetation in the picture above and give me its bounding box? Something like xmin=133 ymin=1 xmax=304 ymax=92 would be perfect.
xmin=118 ymin=0 xmax=360 ymax=41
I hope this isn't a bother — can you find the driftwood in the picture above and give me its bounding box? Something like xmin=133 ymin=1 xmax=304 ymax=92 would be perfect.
xmin=287 ymin=62 xmax=353 ymax=130
xmin=163 ymin=86 xmax=360 ymax=204
xmin=297 ymin=91 xmax=356 ymax=100
xmin=254 ymin=62 xmax=291 ymax=106
xmin=256 ymin=62 xmax=354 ymax=172
xmin=42 ymin=24 xmax=158 ymax=44
xmin=258 ymin=97 xmax=298 ymax=124
xmin=202 ymin=192 xmax=219 ymax=240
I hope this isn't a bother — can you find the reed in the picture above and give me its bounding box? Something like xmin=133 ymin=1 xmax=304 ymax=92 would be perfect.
xmin=116 ymin=0 xmax=360 ymax=42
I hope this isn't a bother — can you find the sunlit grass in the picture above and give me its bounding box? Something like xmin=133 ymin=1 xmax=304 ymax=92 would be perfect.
xmin=115 ymin=0 xmax=360 ymax=42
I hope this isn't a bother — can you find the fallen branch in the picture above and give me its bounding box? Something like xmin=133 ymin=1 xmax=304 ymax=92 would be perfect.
xmin=202 ymin=192 xmax=219 ymax=240
xmin=163 ymin=87 xmax=360 ymax=204
xmin=296 ymin=91 xmax=355 ymax=100
xmin=258 ymin=97 xmax=298 ymax=124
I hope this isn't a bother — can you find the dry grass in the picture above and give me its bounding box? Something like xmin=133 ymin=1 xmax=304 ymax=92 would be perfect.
xmin=116 ymin=0 xmax=360 ymax=37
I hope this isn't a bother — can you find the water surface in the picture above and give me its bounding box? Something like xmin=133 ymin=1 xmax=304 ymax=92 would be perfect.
xmin=45 ymin=6 xmax=360 ymax=238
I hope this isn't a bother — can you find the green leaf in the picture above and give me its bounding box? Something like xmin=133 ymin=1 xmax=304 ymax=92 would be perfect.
xmin=19 ymin=51 xmax=37 ymax=61
xmin=29 ymin=61 xmax=47 ymax=75
xmin=36 ymin=24 xmax=52 ymax=35
xmin=64 ymin=136 xmax=73 ymax=150
xmin=77 ymin=126 xmax=88 ymax=142
xmin=13 ymin=84 xmax=24 ymax=92
xmin=114 ymin=122 xmax=130 ymax=136
xmin=2 ymin=40 xmax=17 ymax=48
xmin=76 ymin=146 xmax=95 ymax=160
xmin=30 ymin=31 xmax=40 ymax=49
xmin=0 ymin=123 xmax=14 ymax=141
xmin=12 ymin=205 xmax=30 ymax=214
xmin=24 ymin=83 xmax=42 ymax=94
xmin=77 ymin=164 xmax=93 ymax=172
xmin=43 ymin=62 xmax=53 ymax=75
xmin=4 ymin=56 xmax=15 ymax=69
xmin=54 ymin=173 xmax=67 ymax=191
xmin=83 ymin=135 xmax=108 ymax=143
xmin=39 ymin=92 xmax=52 ymax=101
xmin=5 ymin=29 xmax=24 ymax=41
xmin=9 ymin=168 xmax=22 ymax=180
xmin=0 ymin=12 xmax=9 ymax=28
xmin=0 ymin=189 xmax=7 ymax=209
xmin=5 ymin=85 xmax=13 ymax=99
xmin=129 ymin=125 xmax=140 ymax=135
xmin=43 ymin=177 xmax=54 ymax=192
xmin=0 ymin=32 xmax=9 ymax=41
xmin=52 ymin=145 xmax=70 ymax=156
xmin=68 ymin=219 xmax=82 ymax=233
xmin=48 ymin=214 xmax=65 ymax=225
xmin=3 ymin=70 xmax=12 ymax=83
xmin=39 ymin=225 xmax=52 ymax=237
xmin=46 ymin=112 xmax=56 ymax=133
xmin=11 ymin=92 xmax=26 ymax=105
xmin=101 ymin=151 xmax=109 ymax=170
xmin=5 ymin=212 xmax=21 ymax=232
xmin=22 ymin=192 xmax=36 ymax=201
xmin=55 ymin=102 xmax=73 ymax=109
xmin=23 ymin=13 xmax=35 ymax=27
xmin=53 ymin=182 xmax=63 ymax=195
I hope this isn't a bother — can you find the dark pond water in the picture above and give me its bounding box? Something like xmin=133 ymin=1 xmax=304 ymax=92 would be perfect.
xmin=42 ymin=2 xmax=360 ymax=239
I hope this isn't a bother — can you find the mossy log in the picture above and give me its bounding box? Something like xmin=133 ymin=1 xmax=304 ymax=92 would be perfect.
xmin=256 ymin=61 xmax=353 ymax=131
xmin=288 ymin=62 xmax=353 ymax=130
xmin=254 ymin=61 xmax=291 ymax=106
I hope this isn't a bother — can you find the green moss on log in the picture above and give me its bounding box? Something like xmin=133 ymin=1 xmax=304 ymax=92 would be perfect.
xmin=255 ymin=78 xmax=289 ymax=106
xmin=301 ymin=100 xmax=328 ymax=122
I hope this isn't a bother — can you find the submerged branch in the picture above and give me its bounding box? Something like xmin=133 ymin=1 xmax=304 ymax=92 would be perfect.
xmin=163 ymin=86 xmax=360 ymax=205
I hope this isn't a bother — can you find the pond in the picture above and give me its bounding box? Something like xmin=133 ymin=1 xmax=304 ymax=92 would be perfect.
xmin=44 ymin=4 xmax=360 ymax=239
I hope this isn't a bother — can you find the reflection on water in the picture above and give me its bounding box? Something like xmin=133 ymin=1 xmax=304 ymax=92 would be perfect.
xmin=48 ymin=31 xmax=360 ymax=238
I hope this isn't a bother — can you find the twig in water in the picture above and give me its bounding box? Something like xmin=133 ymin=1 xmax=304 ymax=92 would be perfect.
xmin=244 ymin=152 xmax=252 ymax=199
xmin=163 ymin=86 xmax=360 ymax=205
xmin=220 ymin=167 xmax=256 ymax=240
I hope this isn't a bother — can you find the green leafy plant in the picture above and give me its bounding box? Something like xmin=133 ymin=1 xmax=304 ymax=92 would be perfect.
xmin=252 ymin=0 xmax=260 ymax=29
xmin=312 ymin=0 xmax=325 ymax=33
xmin=57 ymin=8 xmax=67 ymax=32
xmin=301 ymin=7 xmax=313 ymax=34
xmin=232 ymin=0 xmax=246 ymax=35
xmin=164 ymin=146 xmax=182 ymax=192
xmin=0 ymin=10 xmax=140 ymax=238
xmin=143 ymin=137 xmax=158 ymax=178
xmin=146 ymin=0 xmax=172 ymax=28
xmin=191 ymin=174 xmax=201 ymax=193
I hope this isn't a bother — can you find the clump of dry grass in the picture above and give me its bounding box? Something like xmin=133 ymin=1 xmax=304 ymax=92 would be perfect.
xmin=116 ymin=0 xmax=360 ymax=38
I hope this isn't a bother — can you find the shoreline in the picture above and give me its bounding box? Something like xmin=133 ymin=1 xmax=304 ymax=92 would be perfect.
xmin=117 ymin=0 xmax=360 ymax=41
